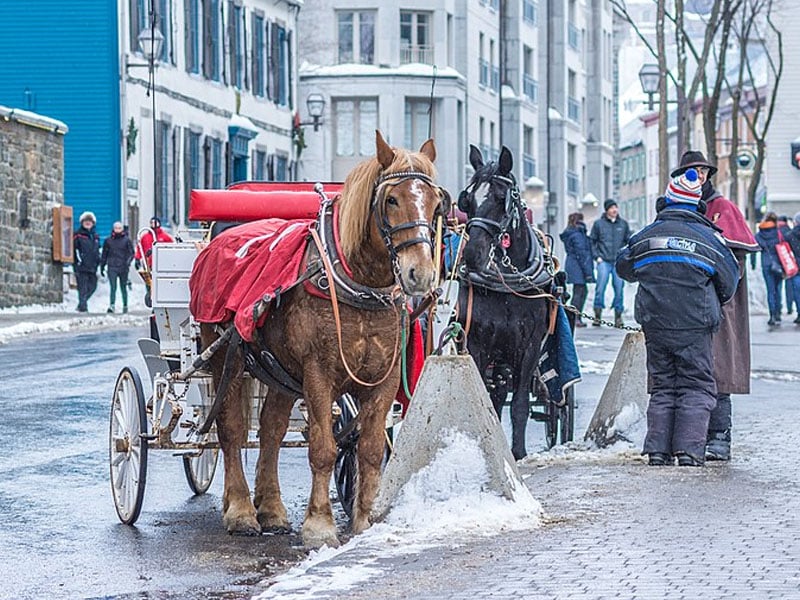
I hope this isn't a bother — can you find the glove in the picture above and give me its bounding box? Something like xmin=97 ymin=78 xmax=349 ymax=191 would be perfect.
xmin=135 ymin=259 xmax=142 ymax=270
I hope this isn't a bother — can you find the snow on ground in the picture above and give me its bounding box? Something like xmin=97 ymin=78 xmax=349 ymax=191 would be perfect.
xmin=255 ymin=431 xmax=542 ymax=600
xmin=0 ymin=273 xmax=150 ymax=344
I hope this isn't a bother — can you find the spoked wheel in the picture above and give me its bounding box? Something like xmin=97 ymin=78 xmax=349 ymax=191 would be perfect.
xmin=333 ymin=394 xmax=359 ymax=518
xmin=109 ymin=366 xmax=148 ymax=525
xmin=183 ymin=440 xmax=219 ymax=495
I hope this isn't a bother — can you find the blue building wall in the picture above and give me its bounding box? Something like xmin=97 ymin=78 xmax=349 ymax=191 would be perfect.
xmin=0 ymin=0 xmax=120 ymax=240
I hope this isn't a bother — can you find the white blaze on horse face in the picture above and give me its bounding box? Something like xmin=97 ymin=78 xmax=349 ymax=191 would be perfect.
xmin=396 ymin=178 xmax=436 ymax=294
xmin=474 ymin=182 xmax=490 ymax=207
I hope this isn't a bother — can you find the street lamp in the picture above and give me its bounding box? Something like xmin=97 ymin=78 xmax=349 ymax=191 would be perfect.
xmin=301 ymin=93 xmax=326 ymax=132
xmin=638 ymin=63 xmax=661 ymax=111
xmin=545 ymin=198 xmax=559 ymax=232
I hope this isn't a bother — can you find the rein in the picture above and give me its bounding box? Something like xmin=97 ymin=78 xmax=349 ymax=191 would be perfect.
xmin=309 ymin=226 xmax=404 ymax=388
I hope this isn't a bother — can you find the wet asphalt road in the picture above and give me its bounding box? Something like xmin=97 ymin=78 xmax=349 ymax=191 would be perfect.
xmin=0 ymin=326 xmax=334 ymax=600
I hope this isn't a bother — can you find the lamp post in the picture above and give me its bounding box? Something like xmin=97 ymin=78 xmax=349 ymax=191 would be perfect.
xmin=126 ymin=8 xmax=164 ymax=224
xmin=302 ymin=93 xmax=326 ymax=131
xmin=638 ymin=63 xmax=675 ymax=192
xmin=638 ymin=63 xmax=661 ymax=111
xmin=545 ymin=197 xmax=558 ymax=234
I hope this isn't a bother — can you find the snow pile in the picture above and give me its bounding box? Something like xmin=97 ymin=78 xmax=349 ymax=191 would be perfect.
xmin=520 ymin=440 xmax=645 ymax=467
xmin=256 ymin=431 xmax=541 ymax=600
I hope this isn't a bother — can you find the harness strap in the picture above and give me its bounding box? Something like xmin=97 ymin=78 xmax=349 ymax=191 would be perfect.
xmin=310 ymin=227 xmax=403 ymax=388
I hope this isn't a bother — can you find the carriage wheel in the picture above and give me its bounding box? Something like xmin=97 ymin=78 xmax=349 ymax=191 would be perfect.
xmin=333 ymin=395 xmax=359 ymax=519
xmin=544 ymin=400 xmax=559 ymax=450
xmin=183 ymin=442 xmax=219 ymax=495
xmin=109 ymin=366 xmax=148 ymax=525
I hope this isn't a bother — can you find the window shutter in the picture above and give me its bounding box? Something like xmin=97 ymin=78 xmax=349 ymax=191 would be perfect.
xmin=203 ymin=136 xmax=211 ymax=187
xmin=242 ymin=10 xmax=249 ymax=91
xmin=270 ymin=22 xmax=280 ymax=103
xmin=287 ymin=30 xmax=294 ymax=110
xmin=154 ymin=121 xmax=163 ymax=218
xmin=202 ymin=0 xmax=212 ymax=78
xmin=184 ymin=129 xmax=192 ymax=219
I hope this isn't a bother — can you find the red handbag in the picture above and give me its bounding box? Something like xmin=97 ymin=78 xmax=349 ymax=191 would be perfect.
xmin=776 ymin=230 xmax=799 ymax=278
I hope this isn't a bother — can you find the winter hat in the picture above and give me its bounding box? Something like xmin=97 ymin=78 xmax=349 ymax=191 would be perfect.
xmin=670 ymin=150 xmax=718 ymax=178
xmin=78 ymin=211 xmax=96 ymax=224
xmin=665 ymin=168 xmax=702 ymax=206
xmin=604 ymin=199 xmax=618 ymax=211
xmin=150 ymin=216 xmax=162 ymax=227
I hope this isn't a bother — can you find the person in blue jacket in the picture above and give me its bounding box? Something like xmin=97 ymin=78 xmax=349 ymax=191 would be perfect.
xmin=754 ymin=212 xmax=792 ymax=326
xmin=560 ymin=212 xmax=595 ymax=326
xmin=616 ymin=169 xmax=739 ymax=467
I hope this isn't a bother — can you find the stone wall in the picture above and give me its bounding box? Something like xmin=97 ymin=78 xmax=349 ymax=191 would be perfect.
xmin=0 ymin=113 xmax=66 ymax=308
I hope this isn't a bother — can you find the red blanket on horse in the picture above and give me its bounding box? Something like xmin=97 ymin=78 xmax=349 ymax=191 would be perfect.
xmin=189 ymin=218 xmax=313 ymax=342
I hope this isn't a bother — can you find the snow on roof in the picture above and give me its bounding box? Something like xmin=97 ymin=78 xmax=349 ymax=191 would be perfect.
xmin=299 ymin=61 xmax=462 ymax=80
xmin=228 ymin=113 xmax=258 ymax=132
xmin=0 ymin=105 xmax=68 ymax=134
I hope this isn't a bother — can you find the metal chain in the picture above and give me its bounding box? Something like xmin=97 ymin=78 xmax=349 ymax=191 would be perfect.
xmin=561 ymin=303 xmax=642 ymax=332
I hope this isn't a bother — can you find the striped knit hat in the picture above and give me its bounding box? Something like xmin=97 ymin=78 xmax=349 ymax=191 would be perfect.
xmin=664 ymin=168 xmax=702 ymax=205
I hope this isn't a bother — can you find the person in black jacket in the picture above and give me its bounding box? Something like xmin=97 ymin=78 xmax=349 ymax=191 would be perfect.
xmin=590 ymin=199 xmax=631 ymax=327
xmin=616 ymin=168 xmax=739 ymax=467
xmin=786 ymin=211 xmax=800 ymax=325
xmin=560 ymin=212 xmax=595 ymax=326
xmin=73 ymin=211 xmax=101 ymax=312
xmin=100 ymin=221 xmax=135 ymax=313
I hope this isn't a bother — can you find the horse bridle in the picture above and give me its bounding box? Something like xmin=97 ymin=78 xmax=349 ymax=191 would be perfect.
xmin=372 ymin=170 xmax=448 ymax=279
xmin=463 ymin=173 xmax=524 ymax=262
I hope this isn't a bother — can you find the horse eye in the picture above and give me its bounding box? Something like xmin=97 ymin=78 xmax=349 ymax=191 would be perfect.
xmin=386 ymin=195 xmax=398 ymax=206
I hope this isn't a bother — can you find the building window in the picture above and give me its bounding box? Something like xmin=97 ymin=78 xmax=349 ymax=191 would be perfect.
xmin=337 ymin=11 xmax=375 ymax=65
xmin=334 ymin=99 xmax=378 ymax=157
xmin=253 ymin=149 xmax=266 ymax=179
xmin=156 ymin=0 xmax=173 ymax=64
xmin=274 ymin=154 xmax=288 ymax=181
xmin=523 ymin=45 xmax=537 ymax=103
xmin=130 ymin=0 xmax=147 ymax=52
xmin=204 ymin=0 xmax=221 ymax=81
xmin=229 ymin=3 xmax=244 ymax=89
xmin=184 ymin=130 xmax=202 ymax=223
xmin=523 ymin=126 xmax=536 ymax=179
xmin=269 ymin=23 xmax=290 ymax=106
xmin=405 ymin=99 xmax=432 ymax=150
xmin=479 ymin=33 xmax=488 ymax=87
xmin=186 ymin=0 xmax=201 ymax=74
xmin=400 ymin=11 xmax=432 ymax=64
xmin=155 ymin=121 xmax=174 ymax=221
xmin=523 ymin=0 xmax=537 ymax=25
xmin=252 ymin=14 xmax=265 ymax=96
xmin=211 ymin=138 xmax=224 ymax=188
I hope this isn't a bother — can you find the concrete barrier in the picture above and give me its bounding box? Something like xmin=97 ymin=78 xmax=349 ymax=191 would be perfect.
xmin=371 ymin=354 xmax=528 ymax=521
xmin=584 ymin=331 xmax=648 ymax=448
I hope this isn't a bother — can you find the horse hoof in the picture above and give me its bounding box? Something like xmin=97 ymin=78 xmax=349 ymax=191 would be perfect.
xmin=258 ymin=511 xmax=291 ymax=533
xmin=301 ymin=520 xmax=339 ymax=549
xmin=512 ymin=449 xmax=527 ymax=461
xmin=224 ymin=514 xmax=261 ymax=536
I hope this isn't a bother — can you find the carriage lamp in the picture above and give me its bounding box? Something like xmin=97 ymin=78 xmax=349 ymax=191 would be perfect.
xmin=301 ymin=93 xmax=326 ymax=132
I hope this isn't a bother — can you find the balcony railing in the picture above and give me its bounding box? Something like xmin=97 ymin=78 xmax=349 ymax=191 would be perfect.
xmin=523 ymin=154 xmax=536 ymax=179
xmin=400 ymin=44 xmax=433 ymax=65
xmin=567 ymin=97 xmax=580 ymax=122
xmin=567 ymin=171 xmax=580 ymax=197
xmin=568 ymin=23 xmax=580 ymax=51
xmin=479 ymin=59 xmax=489 ymax=87
xmin=523 ymin=0 xmax=537 ymax=24
xmin=523 ymin=74 xmax=538 ymax=103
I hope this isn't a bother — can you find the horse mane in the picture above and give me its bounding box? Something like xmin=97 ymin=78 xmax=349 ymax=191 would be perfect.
xmin=337 ymin=146 xmax=437 ymax=258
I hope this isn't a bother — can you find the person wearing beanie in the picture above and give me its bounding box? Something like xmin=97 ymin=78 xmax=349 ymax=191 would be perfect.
xmin=673 ymin=150 xmax=760 ymax=462
xmin=100 ymin=221 xmax=135 ymax=313
xmin=616 ymin=170 xmax=739 ymax=467
xmin=589 ymin=198 xmax=631 ymax=327
xmin=134 ymin=215 xmax=175 ymax=307
xmin=73 ymin=211 xmax=101 ymax=312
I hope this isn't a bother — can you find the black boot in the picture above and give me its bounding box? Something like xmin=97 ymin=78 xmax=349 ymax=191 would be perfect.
xmin=705 ymin=429 xmax=731 ymax=461
xmin=675 ymin=452 xmax=704 ymax=467
xmin=648 ymin=452 xmax=672 ymax=466
xmin=614 ymin=310 xmax=624 ymax=328
xmin=592 ymin=307 xmax=602 ymax=326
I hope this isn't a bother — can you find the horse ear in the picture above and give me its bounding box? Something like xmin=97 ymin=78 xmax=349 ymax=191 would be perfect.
xmin=469 ymin=144 xmax=484 ymax=171
xmin=375 ymin=130 xmax=395 ymax=169
xmin=419 ymin=138 xmax=436 ymax=163
xmin=499 ymin=146 xmax=513 ymax=175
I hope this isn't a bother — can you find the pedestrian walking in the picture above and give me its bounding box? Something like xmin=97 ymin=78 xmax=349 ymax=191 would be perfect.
xmin=754 ymin=212 xmax=791 ymax=327
xmin=560 ymin=212 xmax=595 ymax=327
xmin=100 ymin=221 xmax=135 ymax=314
xmin=783 ymin=211 xmax=800 ymax=326
xmin=134 ymin=216 xmax=175 ymax=307
xmin=616 ymin=168 xmax=739 ymax=467
xmin=778 ymin=215 xmax=795 ymax=315
xmin=590 ymin=199 xmax=631 ymax=327
xmin=73 ymin=211 xmax=101 ymax=312
xmin=671 ymin=151 xmax=760 ymax=462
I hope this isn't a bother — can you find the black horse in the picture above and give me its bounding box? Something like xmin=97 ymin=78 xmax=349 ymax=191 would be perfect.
xmin=456 ymin=145 xmax=555 ymax=460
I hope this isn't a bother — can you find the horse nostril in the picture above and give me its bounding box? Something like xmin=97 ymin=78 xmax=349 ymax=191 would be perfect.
xmin=408 ymin=267 xmax=417 ymax=284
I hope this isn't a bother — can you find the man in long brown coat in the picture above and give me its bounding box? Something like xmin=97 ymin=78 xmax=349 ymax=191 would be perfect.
xmin=671 ymin=151 xmax=760 ymax=461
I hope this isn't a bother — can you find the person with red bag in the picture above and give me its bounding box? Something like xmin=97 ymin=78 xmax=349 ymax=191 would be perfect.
xmin=755 ymin=212 xmax=793 ymax=327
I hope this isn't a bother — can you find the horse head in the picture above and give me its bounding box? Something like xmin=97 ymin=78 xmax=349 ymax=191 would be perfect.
xmin=338 ymin=130 xmax=449 ymax=296
xmin=459 ymin=145 xmax=528 ymax=274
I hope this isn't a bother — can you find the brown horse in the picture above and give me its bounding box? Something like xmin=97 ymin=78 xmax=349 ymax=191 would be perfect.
xmin=197 ymin=131 xmax=448 ymax=548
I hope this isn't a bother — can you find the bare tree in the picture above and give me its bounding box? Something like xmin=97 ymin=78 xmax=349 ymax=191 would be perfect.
xmin=721 ymin=0 xmax=784 ymax=228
